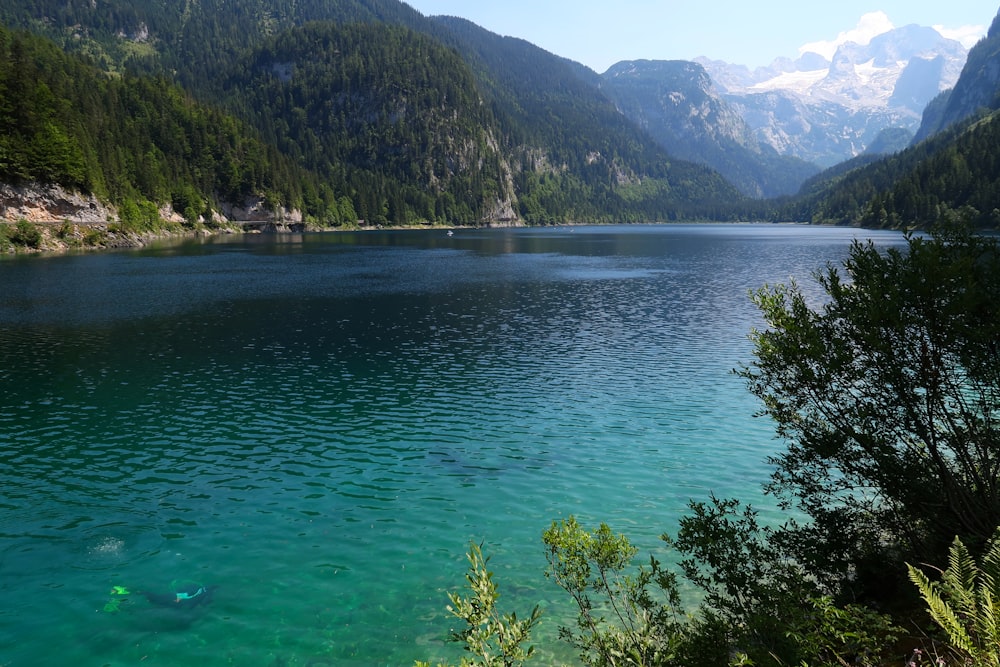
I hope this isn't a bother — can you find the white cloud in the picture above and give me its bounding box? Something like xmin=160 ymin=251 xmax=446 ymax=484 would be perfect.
xmin=798 ymin=11 xmax=895 ymax=60
xmin=934 ymin=23 xmax=988 ymax=49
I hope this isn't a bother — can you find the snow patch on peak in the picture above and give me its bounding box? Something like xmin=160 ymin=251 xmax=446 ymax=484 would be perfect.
xmin=708 ymin=21 xmax=968 ymax=111
xmin=698 ymin=16 xmax=976 ymax=167
xmin=749 ymin=69 xmax=827 ymax=94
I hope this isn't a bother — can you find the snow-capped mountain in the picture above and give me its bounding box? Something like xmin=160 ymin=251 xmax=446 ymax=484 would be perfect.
xmin=696 ymin=21 xmax=970 ymax=166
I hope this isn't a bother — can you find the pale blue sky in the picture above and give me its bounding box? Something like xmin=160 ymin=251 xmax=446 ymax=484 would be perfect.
xmin=404 ymin=1 xmax=992 ymax=72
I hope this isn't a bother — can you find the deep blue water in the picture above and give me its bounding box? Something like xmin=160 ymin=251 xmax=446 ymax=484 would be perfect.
xmin=0 ymin=224 xmax=906 ymax=665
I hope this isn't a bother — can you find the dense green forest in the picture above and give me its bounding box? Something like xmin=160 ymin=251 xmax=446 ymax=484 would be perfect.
xmin=220 ymin=21 xmax=512 ymax=224
xmin=0 ymin=24 xmax=322 ymax=227
xmin=0 ymin=0 xmax=427 ymax=78
xmin=768 ymin=110 xmax=1000 ymax=228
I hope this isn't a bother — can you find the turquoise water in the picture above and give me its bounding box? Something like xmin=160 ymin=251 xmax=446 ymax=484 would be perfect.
xmin=0 ymin=225 xmax=906 ymax=665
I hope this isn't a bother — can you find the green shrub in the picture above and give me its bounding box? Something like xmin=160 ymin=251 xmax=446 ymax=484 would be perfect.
xmin=416 ymin=541 xmax=540 ymax=667
xmin=740 ymin=224 xmax=1000 ymax=594
xmin=113 ymin=198 xmax=161 ymax=233
xmin=668 ymin=497 xmax=899 ymax=667
xmin=542 ymin=517 xmax=686 ymax=666
xmin=7 ymin=220 xmax=43 ymax=248
xmin=82 ymin=227 xmax=108 ymax=246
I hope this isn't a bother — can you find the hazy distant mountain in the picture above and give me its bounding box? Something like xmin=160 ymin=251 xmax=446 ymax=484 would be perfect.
xmin=598 ymin=60 xmax=818 ymax=197
xmin=915 ymin=11 xmax=1000 ymax=141
xmin=698 ymin=23 xmax=969 ymax=166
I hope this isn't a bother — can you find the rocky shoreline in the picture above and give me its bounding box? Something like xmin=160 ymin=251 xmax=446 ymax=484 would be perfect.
xmin=0 ymin=181 xmax=307 ymax=254
xmin=1 ymin=182 xmax=114 ymax=225
xmin=0 ymin=181 xmax=519 ymax=255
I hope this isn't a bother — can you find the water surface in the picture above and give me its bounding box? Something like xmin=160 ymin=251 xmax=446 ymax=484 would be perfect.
xmin=0 ymin=224 xmax=905 ymax=665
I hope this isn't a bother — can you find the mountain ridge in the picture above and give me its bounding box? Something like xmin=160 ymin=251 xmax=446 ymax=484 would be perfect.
xmin=694 ymin=22 xmax=969 ymax=166
xmin=597 ymin=59 xmax=818 ymax=198
xmin=0 ymin=0 xmax=745 ymax=229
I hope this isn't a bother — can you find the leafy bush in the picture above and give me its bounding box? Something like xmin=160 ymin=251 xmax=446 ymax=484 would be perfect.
xmin=782 ymin=596 xmax=901 ymax=667
xmin=668 ymin=497 xmax=899 ymax=667
xmin=668 ymin=496 xmax=817 ymax=666
xmin=542 ymin=517 xmax=686 ymax=666
xmin=81 ymin=227 xmax=108 ymax=246
xmin=112 ymin=198 xmax=161 ymax=233
xmin=6 ymin=219 xmax=43 ymax=248
xmin=417 ymin=541 xmax=540 ymax=667
xmin=739 ymin=223 xmax=1000 ymax=594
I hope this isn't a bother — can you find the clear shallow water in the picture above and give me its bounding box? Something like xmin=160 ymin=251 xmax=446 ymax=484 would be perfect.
xmin=0 ymin=225 xmax=906 ymax=665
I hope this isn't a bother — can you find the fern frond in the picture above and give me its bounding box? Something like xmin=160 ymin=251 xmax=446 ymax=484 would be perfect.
xmin=981 ymin=529 xmax=1000 ymax=602
xmin=908 ymin=563 xmax=975 ymax=655
xmin=943 ymin=536 xmax=979 ymax=617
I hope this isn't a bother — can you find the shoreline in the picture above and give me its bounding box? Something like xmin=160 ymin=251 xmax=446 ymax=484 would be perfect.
xmin=1 ymin=217 xmax=837 ymax=257
xmin=0 ymin=218 xmax=524 ymax=256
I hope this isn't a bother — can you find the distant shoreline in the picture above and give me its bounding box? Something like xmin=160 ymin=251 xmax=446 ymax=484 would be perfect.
xmin=1 ymin=217 xmax=829 ymax=256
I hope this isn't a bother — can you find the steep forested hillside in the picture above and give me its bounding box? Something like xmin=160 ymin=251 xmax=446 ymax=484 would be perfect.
xmin=423 ymin=16 xmax=743 ymax=222
xmin=224 ymin=22 xmax=513 ymax=224
xmin=916 ymin=10 xmax=1000 ymax=141
xmin=770 ymin=109 xmax=1000 ymax=228
xmin=0 ymin=24 xmax=319 ymax=225
xmin=0 ymin=0 xmax=425 ymax=79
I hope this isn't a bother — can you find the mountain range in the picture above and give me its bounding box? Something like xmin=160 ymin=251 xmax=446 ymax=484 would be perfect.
xmin=696 ymin=22 xmax=969 ymax=168
xmin=0 ymin=0 xmax=999 ymax=232
xmin=596 ymin=60 xmax=819 ymax=198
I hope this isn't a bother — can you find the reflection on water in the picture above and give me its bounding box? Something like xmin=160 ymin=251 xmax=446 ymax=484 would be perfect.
xmin=0 ymin=224 xmax=905 ymax=665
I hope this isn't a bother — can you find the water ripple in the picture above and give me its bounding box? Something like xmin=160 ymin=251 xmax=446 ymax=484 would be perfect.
xmin=0 ymin=225 xmax=908 ymax=665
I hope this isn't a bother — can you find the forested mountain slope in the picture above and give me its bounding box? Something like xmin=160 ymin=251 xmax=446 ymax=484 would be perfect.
xmin=223 ymin=22 xmax=514 ymax=224
xmin=0 ymin=0 xmax=425 ymax=79
xmin=423 ymin=16 xmax=743 ymax=221
xmin=772 ymin=109 xmax=1000 ymax=228
xmin=0 ymin=24 xmax=319 ymax=226
xmin=0 ymin=0 xmax=744 ymax=226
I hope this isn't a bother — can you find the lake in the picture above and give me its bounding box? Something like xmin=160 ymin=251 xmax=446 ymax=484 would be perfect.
xmin=0 ymin=224 xmax=906 ymax=665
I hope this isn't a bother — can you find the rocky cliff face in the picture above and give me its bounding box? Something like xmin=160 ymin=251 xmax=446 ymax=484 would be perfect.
xmin=0 ymin=184 xmax=316 ymax=253
xmin=0 ymin=181 xmax=307 ymax=228
xmin=1 ymin=182 xmax=114 ymax=224
xmin=916 ymin=9 xmax=1000 ymax=140
xmin=598 ymin=60 xmax=818 ymax=197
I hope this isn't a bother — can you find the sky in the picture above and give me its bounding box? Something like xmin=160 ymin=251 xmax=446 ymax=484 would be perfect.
xmin=403 ymin=1 xmax=992 ymax=72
